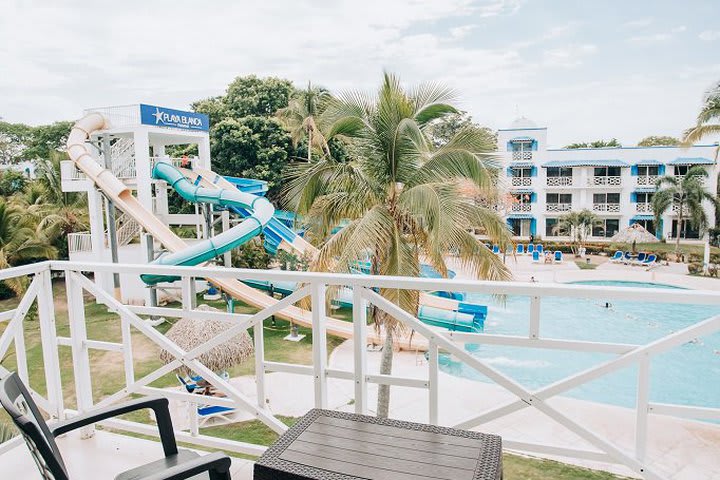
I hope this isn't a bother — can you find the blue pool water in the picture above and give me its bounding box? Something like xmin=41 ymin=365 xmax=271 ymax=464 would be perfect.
xmin=439 ymin=281 xmax=720 ymax=411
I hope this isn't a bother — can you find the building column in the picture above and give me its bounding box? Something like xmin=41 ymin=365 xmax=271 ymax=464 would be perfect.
xmin=151 ymin=144 xmax=169 ymax=219
xmin=133 ymin=128 xmax=153 ymax=210
xmin=198 ymin=136 xmax=211 ymax=170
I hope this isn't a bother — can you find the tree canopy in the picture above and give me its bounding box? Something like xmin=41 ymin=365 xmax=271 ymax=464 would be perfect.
xmin=637 ymin=135 xmax=679 ymax=147
xmin=565 ymin=138 xmax=621 ymax=149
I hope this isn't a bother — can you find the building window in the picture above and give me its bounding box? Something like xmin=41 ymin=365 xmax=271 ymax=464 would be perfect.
xmin=546 ymin=193 xmax=572 ymax=204
xmin=637 ymin=166 xmax=659 ymax=176
xmin=674 ymin=165 xmax=689 ymax=176
xmin=511 ymin=167 xmax=532 ymax=178
xmin=546 ymin=218 xmax=558 ymax=236
xmin=547 ymin=167 xmax=572 ymax=177
xmin=633 ymin=219 xmax=655 ymax=233
xmin=635 ymin=192 xmax=654 ymax=203
xmin=671 ymin=220 xmax=700 ymax=239
xmin=593 ymin=193 xmax=621 ymax=204
xmin=592 ymin=219 xmax=620 ymax=238
xmin=594 ymin=166 xmax=621 ymax=177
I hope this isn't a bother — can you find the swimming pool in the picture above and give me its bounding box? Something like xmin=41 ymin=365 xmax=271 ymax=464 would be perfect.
xmin=439 ymin=280 xmax=720 ymax=412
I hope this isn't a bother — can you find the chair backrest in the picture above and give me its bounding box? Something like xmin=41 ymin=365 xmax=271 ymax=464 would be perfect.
xmin=624 ymin=251 xmax=632 ymax=259
xmin=532 ymin=251 xmax=540 ymax=261
xmin=613 ymin=250 xmax=623 ymax=259
xmin=0 ymin=372 xmax=68 ymax=480
xmin=516 ymin=245 xmax=524 ymax=254
xmin=645 ymin=254 xmax=657 ymax=263
xmin=554 ymin=251 xmax=562 ymax=260
xmin=527 ymin=244 xmax=535 ymax=254
xmin=637 ymin=252 xmax=647 ymax=262
xmin=536 ymin=245 xmax=544 ymax=254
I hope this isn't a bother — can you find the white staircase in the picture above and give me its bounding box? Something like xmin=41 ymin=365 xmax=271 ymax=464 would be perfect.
xmin=114 ymin=212 xmax=142 ymax=246
xmin=109 ymin=138 xmax=136 ymax=179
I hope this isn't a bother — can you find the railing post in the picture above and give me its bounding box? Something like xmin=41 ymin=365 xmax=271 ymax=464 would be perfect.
xmin=66 ymin=271 xmax=95 ymax=438
xmin=635 ymin=355 xmax=650 ymax=462
xmin=311 ymin=282 xmax=328 ymax=409
xmin=181 ymin=276 xmax=196 ymax=310
xmin=428 ymin=341 xmax=439 ymax=425
xmin=254 ymin=319 xmax=266 ymax=408
xmin=529 ymin=296 xmax=540 ymax=339
xmin=37 ymin=269 xmax=64 ymax=420
xmin=352 ymin=286 xmax=367 ymax=414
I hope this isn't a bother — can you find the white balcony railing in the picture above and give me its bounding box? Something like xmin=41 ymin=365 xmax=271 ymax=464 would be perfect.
xmin=590 ymin=176 xmax=622 ymax=186
xmin=593 ymin=203 xmax=621 ymax=213
xmin=546 ymin=176 xmax=573 ymax=187
xmin=67 ymin=232 xmax=93 ymax=253
xmin=546 ymin=203 xmax=572 ymax=212
xmin=0 ymin=261 xmax=718 ymax=480
xmin=511 ymin=177 xmax=532 ymax=187
xmin=675 ymin=175 xmax=706 ymax=185
xmin=636 ymin=203 xmax=653 ymax=213
xmin=511 ymin=203 xmax=532 ymax=212
xmin=60 ymin=160 xmax=87 ymax=181
xmin=672 ymin=204 xmax=690 ymax=216
xmin=511 ymin=151 xmax=533 ymax=161
xmin=636 ymin=176 xmax=658 ymax=187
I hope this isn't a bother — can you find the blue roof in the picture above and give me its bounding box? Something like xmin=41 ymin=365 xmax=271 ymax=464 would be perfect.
xmin=668 ymin=157 xmax=715 ymax=165
xmin=631 ymin=215 xmax=654 ymax=221
xmin=506 ymin=214 xmax=534 ymax=219
xmin=542 ymin=159 xmax=629 ymax=168
xmin=509 ymin=136 xmax=534 ymax=142
xmin=510 ymin=188 xmax=534 ymax=194
xmin=509 ymin=161 xmax=534 ymax=168
xmin=634 ymin=187 xmax=656 ymax=193
xmin=633 ymin=160 xmax=662 ymax=166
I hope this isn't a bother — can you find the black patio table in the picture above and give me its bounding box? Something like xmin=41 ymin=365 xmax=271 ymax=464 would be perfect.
xmin=254 ymin=409 xmax=503 ymax=480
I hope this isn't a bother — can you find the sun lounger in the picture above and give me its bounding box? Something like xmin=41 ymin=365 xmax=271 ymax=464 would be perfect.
xmin=632 ymin=252 xmax=647 ymax=265
xmin=516 ymin=244 xmax=525 ymax=255
xmin=536 ymin=244 xmax=544 ymax=255
xmin=610 ymin=250 xmax=623 ymax=263
xmin=492 ymin=244 xmax=500 ymax=254
xmin=527 ymin=244 xmax=535 ymax=256
xmin=623 ymin=251 xmax=633 ymax=264
xmin=554 ymin=251 xmax=563 ymax=263
xmin=642 ymin=253 xmax=657 ymax=267
xmin=532 ymin=250 xmax=540 ymax=263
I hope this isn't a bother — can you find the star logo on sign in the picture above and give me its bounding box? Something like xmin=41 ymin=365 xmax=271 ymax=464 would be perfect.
xmin=152 ymin=107 xmax=164 ymax=124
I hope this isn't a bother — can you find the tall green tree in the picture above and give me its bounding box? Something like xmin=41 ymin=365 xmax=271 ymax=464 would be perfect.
xmin=637 ymin=135 xmax=680 ymax=147
xmin=683 ymin=81 xmax=720 ymax=147
xmin=276 ymin=82 xmax=332 ymax=162
xmin=427 ymin=110 xmax=496 ymax=149
xmin=283 ymin=73 xmax=511 ymax=418
xmin=552 ymin=209 xmax=602 ymax=255
xmin=565 ymin=138 xmax=621 ymax=149
xmin=652 ymin=166 xmax=718 ymax=256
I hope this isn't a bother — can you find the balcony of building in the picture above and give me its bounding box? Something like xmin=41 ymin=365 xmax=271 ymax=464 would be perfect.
xmin=635 ymin=175 xmax=658 ymax=187
xmin=511 ymin=203 xmax=532 ymax=212
xmin=0 ymin=261 xmax=719 ymax=480
xmin=546 ymin=203 xmax=572 ymax=213
xmin=511 ymin=176 xmax=532 ymax=187
xmin=511 ymin=151 xmax=533 ymax=162
xmin=592 ymin=203 xmax=621 ymax=213
xmin=589 ymin=176 xmax=622 ymax=187
xmin=635 ymin=203 xmax=654 ymax=214
xmin=546 ymin=176 xmax=573 ymax=187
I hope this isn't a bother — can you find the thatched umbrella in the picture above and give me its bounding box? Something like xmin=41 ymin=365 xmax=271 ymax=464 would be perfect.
xmin=160 ymin=304 xmax=253 ymax=376
xmin=610 ymin=223 xmax=659 ymax=244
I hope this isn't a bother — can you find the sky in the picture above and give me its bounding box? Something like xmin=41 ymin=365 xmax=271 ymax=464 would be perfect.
xmin=1 ymin=0 xmax=719 ymax=147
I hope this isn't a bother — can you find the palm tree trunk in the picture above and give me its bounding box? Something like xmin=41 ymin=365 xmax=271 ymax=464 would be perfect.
xmin=376 ymin=327 xmax=394 ymax=418
xmin=307 ymin=128 xmax=312 ymax=163
xmin=675 ymin=213 xmax=683 ymax=260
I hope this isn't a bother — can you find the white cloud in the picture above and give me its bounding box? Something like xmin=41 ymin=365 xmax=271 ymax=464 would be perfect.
xmin=671 ymin=25 xmax=687 ymax=34
xmin=628 ymin=26 xmax=685 ymax=45
xmin=622 ymin=18 xmax=653 ymax=28
xmin=542 ymin=44 xmax=597 ymax=68
xmin=699 ymin=30 xmax=720 ymax=41
xmin=450 ymin=25 xmax=476 ymax=39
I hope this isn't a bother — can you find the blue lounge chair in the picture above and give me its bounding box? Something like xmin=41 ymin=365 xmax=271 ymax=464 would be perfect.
xmin=492 ymin=244 xmax=500 ymax=254
xmin=527 ymin=244 xmax=535 ymax=256
xmin=632 ymin=252 xmax=647 ymax=265
xmin=532 ymin=250 xmax=540 ymax=263
xmin=610 ymin=250 xmax=623 ymax=263
xmin=516 ymin=244 xmax=525 ymax=255
xmin=554 ymin=251 xmax=563 ymax=263
xmin=536 ymin=244 xmax=544 ymax=255
xmin=642 ymin=254 xmax=657 ymax=267
xmin=623 ymin=251 xmax=633 ymax=264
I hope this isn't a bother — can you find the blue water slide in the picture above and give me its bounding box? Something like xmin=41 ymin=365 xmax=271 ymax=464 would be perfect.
xmin=140 ymin=162 xmax=274 ymax=285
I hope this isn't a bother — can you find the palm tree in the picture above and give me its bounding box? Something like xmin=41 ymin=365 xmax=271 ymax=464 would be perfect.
xmin=552 ymin=209 xmax=601 ymax=255
xmin=0 ymin=198 xmax=56 ymax=294
xmin=283 ymin=73 xmax=512 ymax=418
xmin=652 ymin=166 xmax=718 ymax=257
xmin=276 ymin=82 xmax=332 ymax=162
xmin=683 ymin=81 xmax=720 ymax=148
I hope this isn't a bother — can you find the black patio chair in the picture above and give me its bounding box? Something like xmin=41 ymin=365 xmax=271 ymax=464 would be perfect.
xmin=0 ymin=372 xmax=232 ymax=480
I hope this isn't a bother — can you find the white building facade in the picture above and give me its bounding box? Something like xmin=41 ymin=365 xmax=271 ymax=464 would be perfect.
xmin=497 ymin=117 xmax=719 ymax=242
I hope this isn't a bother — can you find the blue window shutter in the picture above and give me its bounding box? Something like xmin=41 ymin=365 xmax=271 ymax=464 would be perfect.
xmin=531 ymin=140 xmax=538 ymax=151
xmin=530 ymin=192 xmax=537 ymax=203
xmin=530 ymin=218 xmax=537 ymax=235
xmin=630 ymin=192 xmax=637 ymax=202
xmin=506 ymin=141 xmax=513 ymax=151
xmin=506 ymin=166 xmax=513 ymax=176
xmin=631 ymin=165 xmax=638 ymax=175
xmin=659 ymin=165 xmax=665 ymax=175
xmin=629 ymin=218 xmax=636 ymax=226
xmin=656 ymin=219 xmax=663 ymax=238
xmin=531 ymin=166 xmax=537 ymax=177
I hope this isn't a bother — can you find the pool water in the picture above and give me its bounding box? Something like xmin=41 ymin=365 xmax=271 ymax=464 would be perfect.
xmin=439 ymin=281 xmax=720 ymax=412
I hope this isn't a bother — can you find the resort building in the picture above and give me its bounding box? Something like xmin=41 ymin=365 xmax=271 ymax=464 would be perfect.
xmin=497 ymin=117 xmax=719 ymax=241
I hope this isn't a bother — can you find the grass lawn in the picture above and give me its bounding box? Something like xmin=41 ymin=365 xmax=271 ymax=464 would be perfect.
xmin=0 ymin=278 xmax=628 ymax=479
xmin=575 ymin=260 xmax=599 ymax=270
xmin=609 ymin=241 xmax=719 ymax=258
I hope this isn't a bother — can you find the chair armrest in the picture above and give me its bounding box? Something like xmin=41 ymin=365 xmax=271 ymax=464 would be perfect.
xmin=137 ymin=452 xmax=232 ymax=480
xmin=51 ymin=396 xmax=178 ymax=456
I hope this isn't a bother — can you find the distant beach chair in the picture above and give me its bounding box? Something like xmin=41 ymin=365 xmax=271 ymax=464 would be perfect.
xmin=492 ymin=245 xmax=500 ymax=254
xmin=527 ymin=244 xmax=535 ymax=256
xmin=197 ymin=404 xmax=236 ymax=427
xmin=554 ymin=251 xmax=563 ymax=263
xmin=516 ymin=244 xmax=525 ymax=255
xmin=610 ymin=250 xmax=623 ymax=263
xmin=623 ymin=251 xmax=633 ymax=264
xmin=532 ymin=250 xmax=540 ymax=263
xmin=632 ymin=252 xmax=647 ymax=265
xmin=642 ymin=253 xmax=657 ymax=267
xmin=536 ymin=244 xmax=544 ymax=255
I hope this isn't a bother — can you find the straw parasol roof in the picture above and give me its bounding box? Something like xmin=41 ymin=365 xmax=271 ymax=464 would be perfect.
xmin=610 ymin=223 xmax=659 ymax=244
xmin=159 ymin=304 xmax=253 ymax=376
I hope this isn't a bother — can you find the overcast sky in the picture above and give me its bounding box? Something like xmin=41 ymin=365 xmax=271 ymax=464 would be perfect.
xmin=1 ymin=0 xmax=719 ymax=147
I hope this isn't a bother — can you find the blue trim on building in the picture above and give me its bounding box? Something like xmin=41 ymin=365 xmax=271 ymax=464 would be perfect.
xmin=542 ymin=159 xmax=629 ymax=168
xmin=633 ymin=159 xmax=662 ymax=165
xmin=506 ymin=214 xmax=534 ymax=219
xmin=668 ymin=157 xmax=715 ymax=165
xmin=546 ymin=143 xmax=718 ymax=152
